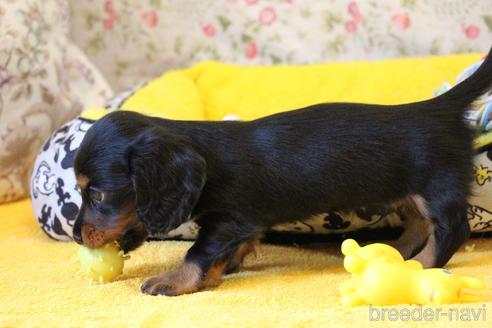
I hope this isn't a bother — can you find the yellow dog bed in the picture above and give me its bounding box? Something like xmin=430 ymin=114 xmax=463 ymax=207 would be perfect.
xmin=4 ymin=54 xmax=492 ymax=327
xmin=84 ymin=54 xmax=483 ymax=121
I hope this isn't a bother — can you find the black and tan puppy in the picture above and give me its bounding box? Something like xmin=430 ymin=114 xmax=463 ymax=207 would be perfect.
xmin=73 ymin=47 xmax=492 ymax=296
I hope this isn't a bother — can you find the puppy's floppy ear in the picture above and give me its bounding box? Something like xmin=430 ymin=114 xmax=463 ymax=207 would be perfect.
xmin=128 ymin=127 xmax=206 ymax=235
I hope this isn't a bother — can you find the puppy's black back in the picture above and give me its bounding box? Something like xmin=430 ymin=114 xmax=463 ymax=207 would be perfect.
xmin=77 ymin=46 xmax=492 ymax=270
xmin=193 ymin=49 xmax=492 ymax=226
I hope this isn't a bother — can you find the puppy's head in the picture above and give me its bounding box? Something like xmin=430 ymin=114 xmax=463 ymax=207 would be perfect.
xmin=72 ymin=112 xmax=206 ymax=252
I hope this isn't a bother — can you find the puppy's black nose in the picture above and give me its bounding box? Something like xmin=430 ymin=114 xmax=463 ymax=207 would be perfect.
xmin=72 ymin=218 xmax=83 ymax=245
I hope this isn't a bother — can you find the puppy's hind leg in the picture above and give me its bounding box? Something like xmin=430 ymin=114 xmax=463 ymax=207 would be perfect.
xmin=388 ymin=196 xmax=431 ymax=259
xmin=411 ymin=183 xmax=470 ymax=268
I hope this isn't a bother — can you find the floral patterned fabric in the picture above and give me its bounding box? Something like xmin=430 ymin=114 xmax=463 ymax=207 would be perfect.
xmin=70 ymin=0 xmax=492 ymax=92
xmin=0 ymin=0 xmax=112 ymax=203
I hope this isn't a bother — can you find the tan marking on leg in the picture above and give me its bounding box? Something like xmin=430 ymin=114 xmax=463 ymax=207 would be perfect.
xmin=388 ymin=195 xmax=431 ymax=259
xmin=390 ymin=216 xmax=430 ymax=259
xmin=411 ymin=195 xmax=430 ymax=219
xmin=142 ymin=242 xmax=258 ymax=296
xmin=225 ymin=240 xmax=257 ymax=273
xmin=204 ymin=241 xmax=258 ymax=287
xmin=77 ymin=175 xmax=90 ymax=189
xmin=411 ymin=225 xmax=437 ymax=268
xmin=141 ymin=262 xmax=203 ymax=296
xmin=204 ymin=261 xmax=228 ymax=287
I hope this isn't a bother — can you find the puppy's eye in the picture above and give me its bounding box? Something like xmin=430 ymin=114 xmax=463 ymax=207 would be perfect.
xmin=89 ymin=189 xmax=104 ymax=203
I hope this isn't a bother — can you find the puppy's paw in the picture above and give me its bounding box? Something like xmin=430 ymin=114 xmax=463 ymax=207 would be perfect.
xmin=141 ymin=262 xmax=202 ymax=296
xmin=141 ymin=275 xmax=179 ymax=296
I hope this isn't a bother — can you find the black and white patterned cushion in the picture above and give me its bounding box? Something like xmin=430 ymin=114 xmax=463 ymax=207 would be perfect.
xmin=30 ymin=112 xmax=492 ymax=241
xmin=30 ymin=118 xmax=91 ymax=240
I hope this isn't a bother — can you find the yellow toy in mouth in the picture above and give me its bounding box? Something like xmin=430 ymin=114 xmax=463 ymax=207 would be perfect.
xmin=78 ymin=242 xmax=128 ymax=283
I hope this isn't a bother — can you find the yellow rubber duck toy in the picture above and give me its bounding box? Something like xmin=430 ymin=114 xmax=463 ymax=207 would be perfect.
xmin=339 ymin=239 xmax=485 ymax=306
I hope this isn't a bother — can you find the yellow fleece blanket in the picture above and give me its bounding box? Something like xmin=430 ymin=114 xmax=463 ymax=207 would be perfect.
xmin=2 ymin=54 xmax=492 ymax=327
xmin=1 ymin=200 xmax=491 ymax=327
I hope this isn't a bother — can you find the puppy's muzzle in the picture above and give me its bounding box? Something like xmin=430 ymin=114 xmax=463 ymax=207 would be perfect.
xmin=81 ymin=224 xmax=108 ymax=248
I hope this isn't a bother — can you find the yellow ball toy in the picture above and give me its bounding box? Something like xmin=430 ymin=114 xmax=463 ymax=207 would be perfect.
xmin=78 ymin=243 xmax=127 ymax=283
xmin=340 ymin=239 xmax=485 ymax=306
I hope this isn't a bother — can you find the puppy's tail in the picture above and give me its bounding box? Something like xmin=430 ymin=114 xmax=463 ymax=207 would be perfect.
xmin=428 ymin=45 xmax=492 ymax=113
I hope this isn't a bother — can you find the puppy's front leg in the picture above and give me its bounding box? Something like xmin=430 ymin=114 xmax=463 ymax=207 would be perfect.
xmin=141 ymin=214 xmax=259 ymax=296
